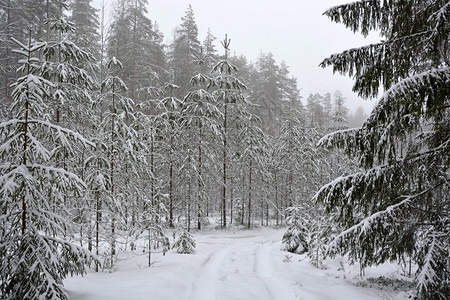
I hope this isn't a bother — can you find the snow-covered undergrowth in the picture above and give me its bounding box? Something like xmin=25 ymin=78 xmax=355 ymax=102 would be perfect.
xmin=65 ymin=225 xmax=414 ymax=300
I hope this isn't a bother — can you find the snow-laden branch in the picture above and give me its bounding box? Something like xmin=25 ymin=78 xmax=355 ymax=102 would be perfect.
xmin=381 ymin=67 xmax=450 ymax=100
xmin=317 ymin=127 xmax=360 ymax=149
xmin=29 ymin=119 xmax=95 ymax=148
xmin=325 ymin=182 xmax=442 ymax=255
xmin=327 ymin=196 xmax=410 ymax=253
xmin=415 ymin=230 xmax=448 ymax=299
xmin=29 ymin=164 xmax=86 ymax=188
xmin=0 ymin=118 xmax=94 ymax=149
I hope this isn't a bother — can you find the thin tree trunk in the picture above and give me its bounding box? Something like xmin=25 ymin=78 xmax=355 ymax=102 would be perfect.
xmin=187 ymin=202 xmax=191 ymax=232
xmin=230 ymin=177 xmax=233 ymax=225
xmin=110 ymin=77 xmax=116 ymax=259
xmin=247 ymin=158 xmax=252 ymax=229
xmin=95 ymin=1 xmax=106 ymax=273
xmin=197 ymin=125 xmax=202 ymax=230
xmin=95 ymin=190 xmax=100 ymax=272
xmin=169 ymin=153 xmax=174 ymax=228
xmin=148 ymin=228 xmax=152 ymax=267
xmin=241 ymin=165 xmax=245 ymax=226
xmin=275 ymin=173 xmax=279 ymax=226
xmin=222 ymin=100 xmax=227 ymax=228
xmin=130 ymin=0 xmax=137 ymax=102
xmin=21 ymin=30 xmax=33 ymax=235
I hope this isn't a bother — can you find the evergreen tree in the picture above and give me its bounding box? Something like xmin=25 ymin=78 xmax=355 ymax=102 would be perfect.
xmin=0 ymin=0 xmax=61 ymax=119
xmin=157 ymin=83 xmax=183 ymax=228
xmin=317 ymin=1 xmax=450 ymax=298
xmin=202 ymin=28 xmax=219 ymax=71
xmin=330 ymin=90 xmax=349 ymax=130
xmin=22 ymin=0 xmax=61 ymax=42
xmin=321 ymin=92 xmax=333 ymax=129
xmin=170 ymin=5 xmax=202 ymax=99
xmin=68 ymin=0 xmax=100 ymax=59
xmin=108 ymin=0 xmax=165 ymax=102
xmin=281 ymin=207 xmax=309 ymax=254
xmin=172 ymin=230 xmax=196 ymax=254
xmin=306 ymin=93 xmax=325 ymax=128
xmin=253 ymin=52 xmax=282 ymax=135
xmin=211 ymin=35 xmax=248 ymax=228
xmin=0 ymin=0 xmax=18 ymax=119
xmin=96 ymin=57 xmax=141 ymax=268
xmin=41 ymin=4 xmax=98 ymax=256
xmin=182 ymin=72 xmax=222 ymax=230
xmin=0 ymin=30 xmax=95 ymax=300
xmin=239 ymin=114 xmax=267 ymax=228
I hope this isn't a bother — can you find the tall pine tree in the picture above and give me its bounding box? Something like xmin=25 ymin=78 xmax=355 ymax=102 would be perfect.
xmin=0 ymin=28 xmax=95 ymax=300
xmin=317 ymin=1 xmax=450 ymax=298
xmin=169 ymin=5 xmax=202 ymax=99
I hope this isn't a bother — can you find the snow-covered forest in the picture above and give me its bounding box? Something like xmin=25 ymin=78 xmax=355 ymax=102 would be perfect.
xmin=0 ymin=0 xmax=448 ymax=299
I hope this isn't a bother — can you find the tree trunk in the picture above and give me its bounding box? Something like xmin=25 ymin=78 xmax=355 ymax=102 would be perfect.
xmin=222 ymin=101 xmax=227 ymax=228
xmin=95 ymin=190 xmax=100 ymax=272
xmin=110 ymin=76 xmax=116 ymax=259
xmin=275 ymin=173 xmax=279 ymax=226
xmin=169 ymin=161 xmax=174 ymax=228
xmin=247 ymin=158 xmax=252 ymax=229
xmin=241 ymin=165 xmax=245 ymax=226
xmin=21 ymin=30 xmax=33 ymax=235
xmin=197 ymin=125 xmax=202 ymax=230
xmin=230 ymin=179 xmax=233 ymax=225
xmin=148 ymin=228 xmax=152 ymax=267
xmin=187 ymin=202 xmax=191 ymax=232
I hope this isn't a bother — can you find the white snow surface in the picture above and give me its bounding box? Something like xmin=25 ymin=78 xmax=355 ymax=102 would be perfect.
xmin=65 ymin=227 xmax=413 ymax=300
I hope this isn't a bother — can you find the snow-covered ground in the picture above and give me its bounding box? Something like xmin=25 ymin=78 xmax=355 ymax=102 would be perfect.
xmin=65 ymin=227 xmax=414 ymax=300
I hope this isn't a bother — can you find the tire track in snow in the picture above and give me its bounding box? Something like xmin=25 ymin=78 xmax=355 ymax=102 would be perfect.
xmin=190 ymin=247 xmax=230 ymax=300
xmin=255 ymin=241 xmax=273 ymax=278
xmin=253 ymin=241 xmax=276 ymax=300
xmin=255 ymin=240 xmax=298 ymax=300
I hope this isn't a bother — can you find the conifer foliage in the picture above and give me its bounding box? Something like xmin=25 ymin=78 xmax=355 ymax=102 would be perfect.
xmin=317 ymin=1 xmax=450 ymax=298
xmin=172 ymin=230 xmax=196 ymax=254
xmin=0 ymin=30 xmax=95 ymax=299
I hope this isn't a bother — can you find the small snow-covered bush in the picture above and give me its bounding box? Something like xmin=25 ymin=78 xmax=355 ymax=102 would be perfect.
xmin=172 ymin=231 xmax=196 ymax=254
xmin=281 ymin=207 xmax=309 ymax=254
xmin=281 ymin=227 xmax=308 ymax=254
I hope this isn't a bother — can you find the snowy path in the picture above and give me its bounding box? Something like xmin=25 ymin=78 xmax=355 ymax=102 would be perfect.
xmin=65 ymin=228 xmax=411 ymax=300
xmin=190 ymin=236 xmax=282 ymax=300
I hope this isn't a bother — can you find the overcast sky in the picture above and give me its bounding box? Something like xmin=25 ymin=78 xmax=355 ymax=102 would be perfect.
xmin=94 ymin=0 xmax=381 ymax=114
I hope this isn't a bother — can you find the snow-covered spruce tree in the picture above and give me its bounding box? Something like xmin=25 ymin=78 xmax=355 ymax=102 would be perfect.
xmin=276 ymin=105 xmax=306 ymax=210
xmin=169 ymin=4 xmax=202 ymax=99
xmin=330 ymin=90 xmax=349 ymax=131
xmin=212 ymin=35 xmax=248 ymax=228
xmin=238 ymin=113 xmax=268 ymax=229
xmin=41 ymin=6 xmax=99 ymax=253
xmin=136 ymin=86 xmax=171 ymax=227
xmin=134 ymin=86 xmax=169 ymax=265
xmin=252 ymin=52 xmax=283 ymax=136
xmin=69 ymin=0 xmax=100 ymax=60
xmin=317 ymin=1 xmax=450 ymax=299
xmin=108 ymin=0 xmax=166 ymax=102
xmin=97 ymin=57 xmax=141 ymax=269
xmin=156 ymin=83 xmax=183 ymax=228
xmin=202 ymin=28 xmax=219 ymax=72
xmin=0 ymin=31 xmax=95 ymax=300
xmin=182 ymin=72 xmax=222 ymax=230
xmin=172 ymin=230 xmax=196 ymax=254
xmin=282 ymin=204 xmax=338 ymax=270
xmin=281 ymin=207 xmax=309 ymax=254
